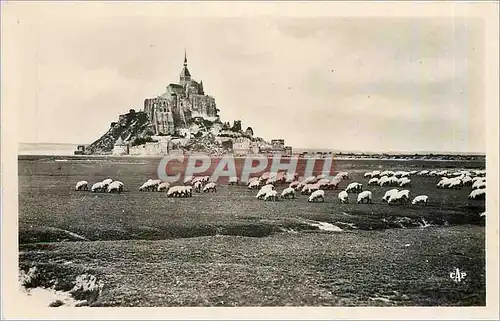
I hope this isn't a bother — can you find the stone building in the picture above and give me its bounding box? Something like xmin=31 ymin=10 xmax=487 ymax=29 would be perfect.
xmin=143 ymin=52 xmax=219 ymax=135
xmin=233 ymin=137 xmax=252 ymax=156
xmin=269 ymin=139 xmax=292 ymax=157
xmin=271 ymin=139 xmax=285 ymax=151
xmin=112 ymin=137 xmax=129 ymax=155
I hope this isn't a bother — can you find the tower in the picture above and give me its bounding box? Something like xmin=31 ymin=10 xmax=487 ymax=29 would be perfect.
xmin=179 ymin=50 xmax=191 ymax=87
xmin=199 ymin=80 xmax=204 ymax=95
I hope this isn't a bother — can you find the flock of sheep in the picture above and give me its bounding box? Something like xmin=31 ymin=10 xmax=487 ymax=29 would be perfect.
xmin=247 ymin=168 xmax=487 ymax=205
xmin=74 ymin=175 xmax=218 ymax=198
xmin=74 ymin=168 xmax=486 ymax=207
xmin=75 ymin=179 xmax=123 ymax=193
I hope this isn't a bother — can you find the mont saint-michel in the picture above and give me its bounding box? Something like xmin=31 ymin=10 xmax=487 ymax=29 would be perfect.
xmin=81 ymin=53 xmax=291 ymax=157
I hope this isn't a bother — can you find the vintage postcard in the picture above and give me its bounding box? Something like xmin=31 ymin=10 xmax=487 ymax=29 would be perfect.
xmin=1 ymin=1 xmax=499 ymax=319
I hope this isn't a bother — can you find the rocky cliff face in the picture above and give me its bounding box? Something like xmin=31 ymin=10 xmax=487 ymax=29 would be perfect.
xmin=85 ymin=110 xmax=266 ymax=155
xmin=84 ymin=111 xmax=155 ymax=155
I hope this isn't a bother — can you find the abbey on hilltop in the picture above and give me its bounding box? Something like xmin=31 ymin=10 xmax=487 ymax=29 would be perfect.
xmin=143 ymin=52 xmax=219 ymax=135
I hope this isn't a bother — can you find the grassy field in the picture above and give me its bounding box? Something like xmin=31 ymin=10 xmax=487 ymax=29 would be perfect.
xmin=17 ymin=156 xmax=486 ymax=306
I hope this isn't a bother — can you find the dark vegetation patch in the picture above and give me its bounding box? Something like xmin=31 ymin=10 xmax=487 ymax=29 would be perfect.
xmin=18 ymin=226 xmax=485 ymax=307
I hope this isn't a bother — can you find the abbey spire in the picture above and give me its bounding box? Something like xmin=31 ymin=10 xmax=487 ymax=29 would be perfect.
xmin=180 ymin=50 xmax=191 ymax=86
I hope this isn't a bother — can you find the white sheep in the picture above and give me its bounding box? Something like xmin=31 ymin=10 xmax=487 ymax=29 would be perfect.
xmin=256 ymin=185 xmax=274 ymax=199
xmin=472 ymin=180 xmax=486 ymax=190
xmin=368 ymin=178 xmax=379 ymax=186
xmin=91 ymin=182 xmax=105 ymax=193
xmin=139 ymin=179 xmax=161 ymax=192
xmin=191 ymin=176 xmax=204 ymax=185
xmin=259 ymin=172 xmax=271 ymax=181
xmin=157 ymin=182 xmax=171 ymax=192
xmin=301 ymin=183 xmax=320 ymax=195
xmin=357 ymin=191 xmax=373 ymax=204
xmin=262 ymin=184 xmax=275 ymax=191
xmin=308 ymin=190 xmax=325 ymax=203
xmin=291 ymin=181 xmax=305 ymax=191
xmin=280 ymin=187 xmax=296 ymax=199
xmin=378 ymin=176 xmax=390 ymax=187
xmin=338 ymin=190 xmax=349 ymax=204
xmin=193 ymin=181 xmax=203 ymax=193
xmin=266 ymin=177 xmax=277 ymax=185
xmin=184 ymin=186 xmax=193 ymax=197
xmin=166 ymin=186 xmax=182 ymax=197
xmin=418 ymin=170 xmax=429 ymax=176
xmin=388 ymin=189 xmax=410 ymax=205
xmin=248 ymin=180 xmax=261 ymax=190
xmin=151 ymin=179 xmax=162 ymax=188
xmin=315 ymin=179 xmax=332 ymax=191
xmin=394 ymin=171 xmax=410 ymax=178
xmin=303 ymin=176 xmax=318 ymax=184
xmin=337 ymin=172 xmax=349 ymax=180
xmin=166 ymin=186 xmax=192 ymax=198
xmin=184 ymin=176 xmax=194 ymax=185
xmin=345 ymin=182 xmax=363 ymax=193
xmin=398 ymin=177 xmax=411 ymax=187
xmin=461 ymin=176 xmax=473 ymax=186
xmin=102 ymin=178 xmax=113 ymax=188
xmin=285 ymin=172 xmax=297 ymax=183
xmin=412 ymin=195 xmax=429 ymax=205
xmin=437 ymin=170 xmax=448 ymax=176
xmin=382 ymin=189 xmax=400 ymax=203
xmin=248 ymin=177 xmax=259 ymax=184
xmin=437 ymin=177 xmax=462 ymax=189
xmin=193 ymin=176 xmax=210 ymax=185
xmin=380 ymin=170 xmax=395 ymax=177
xmin=371 ymin=170 xmax=381 ymax=177
xmin=409 ymin=170 xmax=418 ymax=176
xmin=203 ymin=182 xmax=217 ymax=193
xmin=379 ymin=176 xmax=398 ymax=187
xmin=229 ymin=176 xmax=239 ymax=185
xmin=401 ymin=171 xmax=411 ymax=177
xmin=75 ymin=180 xmax=88 ymax=191
xmin=468 ymin=188 xmax=486 ymax=200
xmin=264 ymin=190 xmax=279 ymax=201
xmin=471 ymin=176 xmax=486 ymax=184
xmin=436 ymin=177 xmax=450 ymax=188
xmin=448 ymin=178 xmax=463 ymax=189
xmin=364 ymin=172 xmax=373 ymax=178
xmin=115 ymin=181 xmax=124 ymax=192
xmin=429 ymin=170 xmax=438 ymax=177
xmin=139 ymin=181 xmax=151 ymax=192
xmin=474 ymin=169 xmax=486 ymax=177
xmin=107 ymin=181 xmax=123 ymax=193
xmin=316 ymin=178 xmax=331 ymax=186
xmin=389 ymin=176 xmax=400 ymax=186
xmin=325 ymin=177 xmax=341 ymax=190
xmin=274 ymin=172 xmax=286 ymax=184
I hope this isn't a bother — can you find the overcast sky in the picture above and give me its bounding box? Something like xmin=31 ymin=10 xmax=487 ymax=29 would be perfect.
xmin=7 ymin=3 xmax=486 ymax=153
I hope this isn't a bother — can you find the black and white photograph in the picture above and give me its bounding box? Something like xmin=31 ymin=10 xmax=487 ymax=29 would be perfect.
xmin=1 ymin=1 xmax=499 ymax=319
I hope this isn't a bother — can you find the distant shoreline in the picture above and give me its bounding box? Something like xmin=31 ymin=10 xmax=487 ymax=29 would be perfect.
xmin=17 ymin=153 xmax=486 ymax=163
xmin=18 ymin=143 xmax=486 ymax=158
